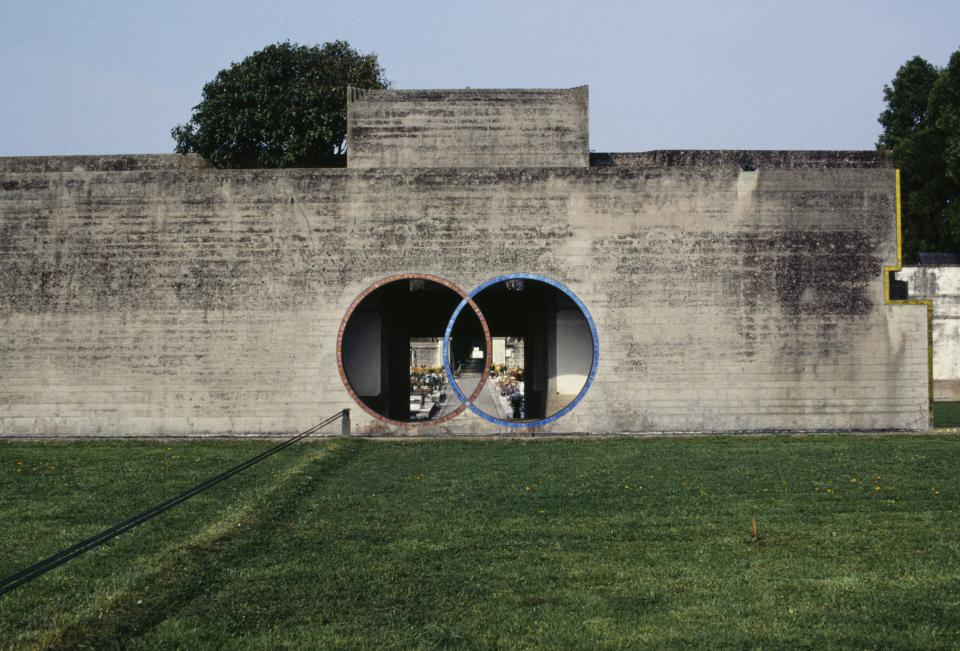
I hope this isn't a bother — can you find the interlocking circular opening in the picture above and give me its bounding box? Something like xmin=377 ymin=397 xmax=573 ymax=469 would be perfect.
xmin=338 ymin=273 xmax=598 ymax=428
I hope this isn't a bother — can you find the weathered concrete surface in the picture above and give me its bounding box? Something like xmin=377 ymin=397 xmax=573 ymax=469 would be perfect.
xmin=898 ymin=266 xmax=960 ymax=399
xmin=591 ymin=150 xmax=892 ymax=169
xmin=0 ymin=150 xmax=928 ymax=436
xmin=347 ymin=87 xmax=589 ymax=169
xmin=0 ymin=154 xmax=209 ymax=173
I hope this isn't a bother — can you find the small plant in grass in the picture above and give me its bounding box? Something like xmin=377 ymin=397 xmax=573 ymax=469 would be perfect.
xmin=747 ymin=517 xmax=767 ymax=545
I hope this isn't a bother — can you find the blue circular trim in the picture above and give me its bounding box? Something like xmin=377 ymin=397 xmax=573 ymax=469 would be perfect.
xmin=444 ymin=274 xmax=599 ymax=429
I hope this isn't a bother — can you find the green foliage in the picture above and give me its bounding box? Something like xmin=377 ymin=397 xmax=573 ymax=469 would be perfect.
xmin=878 ymin=49 xmax=960 ymax=262
xmin=172 ymin=41 xmax=388 ymax=168
xmin=4 ymin=436 xmax=960 ymax=647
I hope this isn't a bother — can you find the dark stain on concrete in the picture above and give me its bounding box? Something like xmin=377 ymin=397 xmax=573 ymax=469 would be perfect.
xmin=732 ymin=229 xmax=880 ymax=358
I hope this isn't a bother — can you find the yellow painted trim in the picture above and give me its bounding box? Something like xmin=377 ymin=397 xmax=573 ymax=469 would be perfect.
xmin=884 ymin=169 xmax=934 ymax=425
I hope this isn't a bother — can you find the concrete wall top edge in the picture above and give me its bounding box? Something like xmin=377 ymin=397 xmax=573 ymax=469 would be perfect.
xmin=0 ymin=154 xmax=210 ymax=174
xmin=0 ymin=165 xmax=895 ymax=189
xmin=1 ymin=150 xmax=890 ymax=174
xmin=348 ymin=86 xmax=588 ymax=98
xmin=591 ymin=150 xmax=892 ymax=169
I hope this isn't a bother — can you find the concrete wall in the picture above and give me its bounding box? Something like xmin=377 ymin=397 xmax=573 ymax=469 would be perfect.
xmin=555 ymin=307 xmax=592 ymax=395
xmin=898 ymin=266 xmax=960 ymax=399
xmin=0 ymin=153 xmax=929 ymax=435
xmin=347 ymin=87 xmax=589 ymax=169
xmin=591 ymin=150 xmax=892 ymax=170
xmin=0 ymin=154 xmax=209 ymax=173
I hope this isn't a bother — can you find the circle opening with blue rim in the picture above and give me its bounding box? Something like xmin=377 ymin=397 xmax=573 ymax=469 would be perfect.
xmin=443 ymin=274 xmax=599 ymax=428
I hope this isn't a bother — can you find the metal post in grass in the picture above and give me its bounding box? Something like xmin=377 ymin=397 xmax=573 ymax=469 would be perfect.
xmin=341 ymin=408 xmax=351 ymax=435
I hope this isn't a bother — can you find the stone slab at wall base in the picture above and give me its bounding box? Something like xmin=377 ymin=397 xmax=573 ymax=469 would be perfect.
xmin=934 ymin=381 xmax=960 ymax=401
xmin=0 ymin=153 xmax=929 ymax=436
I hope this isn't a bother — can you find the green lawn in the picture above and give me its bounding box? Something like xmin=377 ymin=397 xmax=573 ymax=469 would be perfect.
xmin=2 ymin=435 xmax=960 ymax=649
xmin=934 ymin=401 xmax=960 ymax=428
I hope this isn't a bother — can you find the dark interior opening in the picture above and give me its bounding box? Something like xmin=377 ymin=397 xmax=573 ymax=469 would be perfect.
xmin=341 ymin=279 xmax=483 ymax=422
xmin=449 ymin=279 xmax=591 ymax=421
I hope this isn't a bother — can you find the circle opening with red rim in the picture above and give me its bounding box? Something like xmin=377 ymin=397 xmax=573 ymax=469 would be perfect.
xmin=336 ymin=274 xmax=492 ymax=427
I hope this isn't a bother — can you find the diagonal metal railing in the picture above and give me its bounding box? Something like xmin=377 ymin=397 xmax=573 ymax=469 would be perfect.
xmin=0 ymin=409 xmax=350 ymax=598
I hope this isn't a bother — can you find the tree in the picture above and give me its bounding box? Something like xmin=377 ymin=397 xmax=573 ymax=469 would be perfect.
xmin=172 ymin=41 xmax=388 ymax=168
xmin=878 ymin=49 xmax=960 ymax=263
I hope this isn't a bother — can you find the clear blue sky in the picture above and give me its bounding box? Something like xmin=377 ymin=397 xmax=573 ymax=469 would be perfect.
xmin=1 ymin=0 xmax=958 ymax=156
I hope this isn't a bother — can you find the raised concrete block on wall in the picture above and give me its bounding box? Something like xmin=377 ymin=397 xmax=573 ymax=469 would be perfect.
xmin=346 ymin=86 xmax=589 ymax=169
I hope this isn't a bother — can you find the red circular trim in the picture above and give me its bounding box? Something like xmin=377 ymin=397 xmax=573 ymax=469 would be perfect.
xmin=336 ymin=274 xmax=492 ymax=428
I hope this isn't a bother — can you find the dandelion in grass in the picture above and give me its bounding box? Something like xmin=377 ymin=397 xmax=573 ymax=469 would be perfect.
xmin=874 ymin=485 xmax=881 ymax=492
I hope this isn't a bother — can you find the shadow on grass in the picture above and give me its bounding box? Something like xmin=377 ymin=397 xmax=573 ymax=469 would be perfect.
xmin=8 ymin=436 xmax=960 ymax=649
xmin=41 ymin=439 xmax=363 ymax=650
